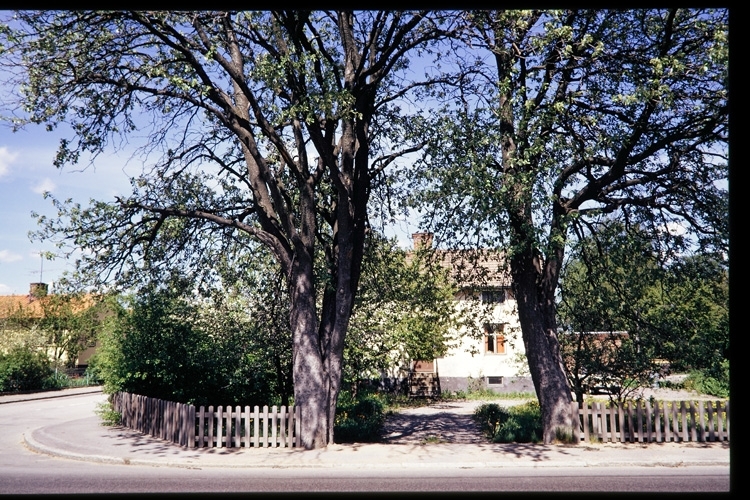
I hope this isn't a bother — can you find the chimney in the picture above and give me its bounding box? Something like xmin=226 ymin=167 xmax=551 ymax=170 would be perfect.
xmin=412 ymin=232 xmax=434 ymax=250
xmin=30 ymin=282 xmax=48 ymax=298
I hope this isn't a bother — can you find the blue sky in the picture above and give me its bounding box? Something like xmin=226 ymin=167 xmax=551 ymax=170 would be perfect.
xmin=0 ymin=121 xmax=419 ymax=296
xmin=0 ymin=123 xmax=136 ymax=295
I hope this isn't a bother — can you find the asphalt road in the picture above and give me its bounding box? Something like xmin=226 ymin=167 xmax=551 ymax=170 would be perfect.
xmin=0 ymin=392 xmax=731 ymax=494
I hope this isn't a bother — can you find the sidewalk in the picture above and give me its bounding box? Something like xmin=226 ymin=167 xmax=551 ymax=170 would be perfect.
xmin=13 ymin=388 xmax=730 ymax=470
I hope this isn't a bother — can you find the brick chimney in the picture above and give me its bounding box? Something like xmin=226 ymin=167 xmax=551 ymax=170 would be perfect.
xmin=30 ymin=282 xmax=48 ymax=298
xmin=411 ymin=232 xmax=434 ymax=250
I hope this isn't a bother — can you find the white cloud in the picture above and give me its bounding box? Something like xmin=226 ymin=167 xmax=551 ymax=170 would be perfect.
xmin=0 ymin=249 xmax=23 ymax=263
xmin=0 ymin=146 xmax=19 ymax=179
xmin=0 ymin=283 xmax=12 ymax=294
xmin=32 ymin=177 xmax=56 ymax=194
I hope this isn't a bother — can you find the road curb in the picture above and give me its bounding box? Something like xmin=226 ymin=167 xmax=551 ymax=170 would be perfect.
xmin=23 ymin=429 xmax=729 ymax=470
xmin=0 ymin=387 xmax=104 ymax=405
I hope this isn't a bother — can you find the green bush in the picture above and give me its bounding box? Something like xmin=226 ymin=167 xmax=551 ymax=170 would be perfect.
xmin=473 ymin=401 xmax=543 ymax=443
xmin=0 ymin=346 xmax=59 ymax=393
xmin=93 ymin=289 xmax=281 ymax=407
xmin=683 ymin=361 xmax=729 ymax=398
xmin=473 ymin=403 xmax=510 ymax=440
xmin=334 ymin=391 xmax=387 ymax=443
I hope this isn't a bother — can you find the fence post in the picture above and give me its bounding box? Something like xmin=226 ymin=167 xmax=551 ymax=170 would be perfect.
xmin=571 ymin=402 xmax=580 ymax=443
xmin=690 ymin=401 xmax=698 ymax=441
xmin=707 ymin=402 xmax=715 ymax=442
xmin=654 ymin=401 xmax=662 ymax=443
xmin=271 ymin=406 xmax=278 ymax=448
xmin=287 ymin=405 xmax=295 ymax=448
xmin=244 ymin=406 xmax=251 ymax=448
xmin=188 ymin=404 xmax=196 ymax=448
xmin=581 ymin=402 xmax=590 ymax=442
xmin=234 ymin=405 xmax=241 ymax=448
xmin=636 ymin=400 xmax=644 ymax=442
xmin=207 ymin=405 xmax=215 ymax=447
xmin=262 ymin=405 xmax=269 ymax=448
xmin=725 ymin=400 xmax=730 ymax=441
xmin=253 ymin=405 xmax=260 ymax=448
xmin=295 ymin=405 xmax=301 ymax=448
xmin=279 ymin=406 xmax=287 ymax=447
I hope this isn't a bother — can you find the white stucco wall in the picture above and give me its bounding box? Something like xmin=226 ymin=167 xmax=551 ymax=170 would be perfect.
xmin=435 ymin=290 xmax=527 ymax=381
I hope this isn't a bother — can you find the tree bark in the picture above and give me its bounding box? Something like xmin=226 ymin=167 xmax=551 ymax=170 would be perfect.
xmin=288 ymin=247 xmax=330 ymax=449
xmin=510 ymin=248 xmax=574 ymax=444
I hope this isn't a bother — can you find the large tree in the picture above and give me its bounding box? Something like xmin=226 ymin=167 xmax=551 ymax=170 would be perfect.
xmin=409 ymin=9 xmax=728 ymax=442
xmin=1 ymin=10 xmax=455 ymax=448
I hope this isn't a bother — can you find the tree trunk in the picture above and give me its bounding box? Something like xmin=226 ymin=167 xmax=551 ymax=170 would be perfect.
xmin=510 ymin=235 xmax=574 ymax=444
xmin=288 ymin=250 xmax=329 ymax=450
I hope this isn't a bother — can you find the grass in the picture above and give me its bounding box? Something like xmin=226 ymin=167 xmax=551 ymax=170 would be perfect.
xmin=441 ymin=388 xmax=536 ymax=401
xmin=95 ymin=401 xmax=121 ymax=426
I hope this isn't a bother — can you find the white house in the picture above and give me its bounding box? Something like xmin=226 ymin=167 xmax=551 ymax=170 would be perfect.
xmin=405 ymin=233 xmax=535 ymax=396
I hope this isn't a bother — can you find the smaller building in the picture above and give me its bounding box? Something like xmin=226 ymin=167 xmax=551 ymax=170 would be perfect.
xmin=0 ymin=283 xmax=100 ymax=372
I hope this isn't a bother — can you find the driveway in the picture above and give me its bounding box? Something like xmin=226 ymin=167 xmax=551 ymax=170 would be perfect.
xmin=382 ymin=399 xmax=519 ymax=444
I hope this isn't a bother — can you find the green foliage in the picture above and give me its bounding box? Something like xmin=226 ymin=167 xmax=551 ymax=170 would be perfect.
xmin=0 ymin=346 xmax=59 ymax=393
xmin=473 ymin=401 xmax=543 ymax=443
xmin=683 ymin=361 xmax=729 ymax=398
xmin=647 ymin=254 xmax=729 ymax=375
xmin=95 ymin=400 xmax=121 ymax=426
xmin=558 ymin=221 xmax=729 ymax=403
xmin=345 ymin=233 xmax=460 ymax=389
xmin=93 ymin=284 xmax=282 ymax=407
xmin=473 ymin=403 xmax=510 ymax=440
xmin=333 ymin=390 xmax=387 ymax=443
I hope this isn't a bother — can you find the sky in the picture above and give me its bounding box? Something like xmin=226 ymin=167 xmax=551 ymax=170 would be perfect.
xmin=0 ymin=122 xmax=140 ymax=295
xmin=0 ymin=120 xmax=421 ymax=296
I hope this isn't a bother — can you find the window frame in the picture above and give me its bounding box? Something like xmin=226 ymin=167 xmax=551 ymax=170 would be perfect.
xmin=483 ymin=323 xmax=506 ymax=355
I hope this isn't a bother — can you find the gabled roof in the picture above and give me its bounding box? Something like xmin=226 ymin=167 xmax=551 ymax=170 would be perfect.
xmin=407 ymin=233 xmax=512 ymax=290
xmin=431 ymin=249 xmax=512 ymax=289
xmin=0 ymin=295 xmax=46 ymax=319
xmin=0 ymin=285 xmax=97 ymax=320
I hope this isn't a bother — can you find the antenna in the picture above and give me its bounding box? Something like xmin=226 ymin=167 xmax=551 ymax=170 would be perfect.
xmin=39 ymin=253 xmax=44 ymax=283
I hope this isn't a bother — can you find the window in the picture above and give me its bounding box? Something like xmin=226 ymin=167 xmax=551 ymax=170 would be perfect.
xmin=481 ymin=288 xmax=513 ymax=303
xmin=481 ymin=290 xmax=506 ymax=303
xmin=484 ymin=323 xmax=506 ymax=354
xmin=487 ymin=376 xmax=503 ymax=385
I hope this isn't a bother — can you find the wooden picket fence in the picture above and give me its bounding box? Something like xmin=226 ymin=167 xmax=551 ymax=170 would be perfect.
xmin=574 ymin=400 xmax=730 ymax=443
xmin=195 ymin=404 xmax=300 ymax=448
xmin=112 ymin=392 xmax=301 ymax=449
